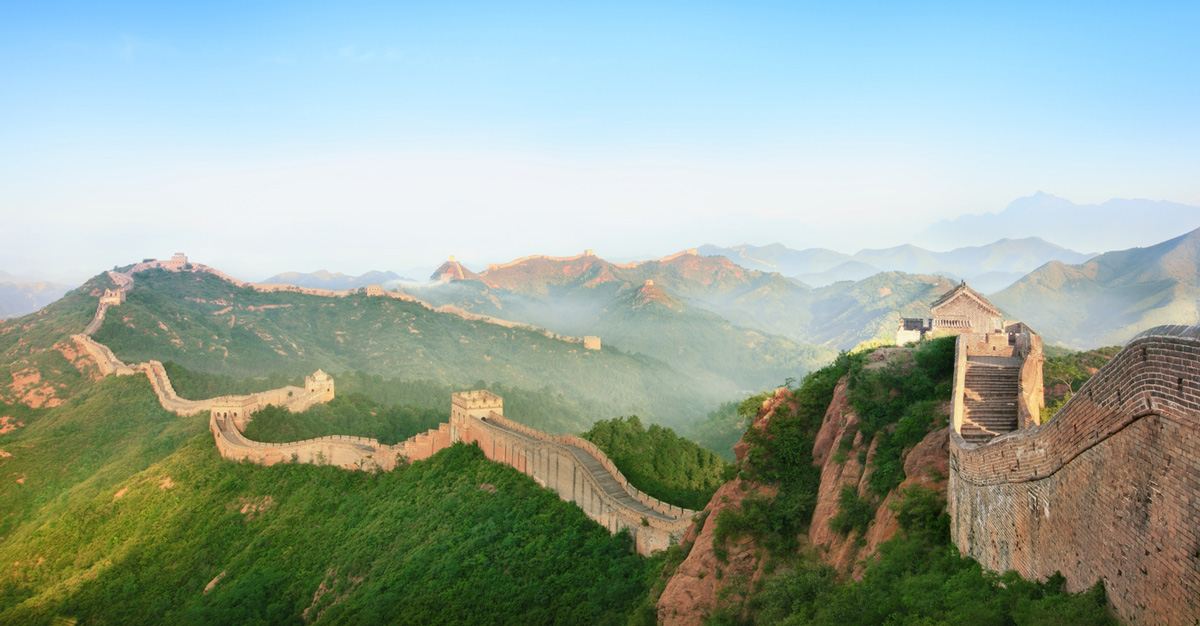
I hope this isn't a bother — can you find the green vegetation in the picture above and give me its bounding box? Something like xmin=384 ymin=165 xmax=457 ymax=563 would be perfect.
xmin=0 ymin=377 xmax=658 ymax=625
xmin=0 ymin=274 xmax=108 ymax=406
xmin=1041 ymin=346 xmax=1121 ymax=421
xmin=582 ymin=416 xmax=731 ymax=510
xmin=735 ymin=351 xmax=867 ymax=554
xmin=242 ymin=393 xmax=446 ymax=445
xmin=0 ymin=376 xmax=201 ymax=539
xmin=719 ymin=337 xmax=953 ymax=556
xmin=684 ymin=399 xmax=751 ymax=462
xmin=91 ymin=268 xmax=713 ymax=429
xmin=161 ymin=360 xmax=304 ymax=399
xmin=828 ymin=485 xmax=873 ymax=538
xmin=845 ymin=336 xmax=954 ymax=497
xmin=707 ymin=486 xmax=1117 ymax=626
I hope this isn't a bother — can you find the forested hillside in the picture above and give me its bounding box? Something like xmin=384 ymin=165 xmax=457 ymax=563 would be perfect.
xmin=91 ymin=268 xmax=710 ymax=430
xmin=0 ymin=377 xmax=658 ymax=625
xmin=582 ymin=416 xmax=731 ymax=510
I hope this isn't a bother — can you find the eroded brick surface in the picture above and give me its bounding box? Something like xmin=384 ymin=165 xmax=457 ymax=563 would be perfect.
xmin=951 ymin=326 xmax=1200 ymax=625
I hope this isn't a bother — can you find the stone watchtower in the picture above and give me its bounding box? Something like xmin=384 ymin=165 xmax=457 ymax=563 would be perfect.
xmin=99 ymin=289 xmax=125 ymax=306
xmin=451 ymin=390 xmax=503 ymax=420
xmin=211 ymin=396 xmax=260 ymax=432
xmin=305 ymin=370 xmax=335 ymax=402
xmin=449 ymin=390 xmax=503 ymax=443
xmin=897 ymin=281 xmax=1003 ymax=343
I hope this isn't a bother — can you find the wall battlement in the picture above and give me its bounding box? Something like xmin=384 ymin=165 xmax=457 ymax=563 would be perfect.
xmin=451 ymin=389 xmax=504 ymax=411
xmin=950 ymin=325 xmax=1200 ymax=625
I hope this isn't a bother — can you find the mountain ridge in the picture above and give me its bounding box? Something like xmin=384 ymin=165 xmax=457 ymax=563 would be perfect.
xmin=991 ymin=227 xmax=1200 ymax=348
xmin=917 ymin=192 xmax=1200 ymax=252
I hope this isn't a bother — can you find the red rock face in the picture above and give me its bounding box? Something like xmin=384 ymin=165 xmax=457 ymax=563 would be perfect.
xmin=656 ymin=477 xmax=777 ymax=626
xmin=657 ymin=360 xmax=955 ymax=623
xmin=806 ymin=374 xmax=949 ymax=578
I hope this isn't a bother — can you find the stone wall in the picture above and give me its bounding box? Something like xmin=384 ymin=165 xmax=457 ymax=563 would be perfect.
xmin=949 ymin=325 xmax=1200 ymax=625
xmin=450 ymin=405 xmax=696 ymax=555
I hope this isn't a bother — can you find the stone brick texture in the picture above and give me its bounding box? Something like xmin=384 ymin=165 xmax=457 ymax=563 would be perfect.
xmin=950 ymin=325 xmax=1200 ymax=625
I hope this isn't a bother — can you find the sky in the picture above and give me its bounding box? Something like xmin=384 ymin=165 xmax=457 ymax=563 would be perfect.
xmin=2 ymin=1 xmax=1198 ymax=282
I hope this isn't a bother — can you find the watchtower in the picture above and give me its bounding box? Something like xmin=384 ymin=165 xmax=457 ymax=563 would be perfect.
xmin=210 ymin=396 xmax=260 ymax=432
xmin=305 ymin=370 xmax=335 ymax=402
xmin=451 ymin=390 xmax=503 ymax=420
xmin=100 ymin=289 xmax=125 ymax=306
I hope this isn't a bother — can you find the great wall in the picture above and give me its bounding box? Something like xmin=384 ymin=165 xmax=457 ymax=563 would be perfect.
xmin=949 ymin=325 xmax=1200 ymax=625
xmin=73 ymin=256 xmax=693 ymax=556
xmin=69 ymin=255 xmax=1200 ymax=620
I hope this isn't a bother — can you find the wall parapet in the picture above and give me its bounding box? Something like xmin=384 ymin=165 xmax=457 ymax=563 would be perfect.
xmin=457 ymin=409 xmax=695 ymax=554
xmin=479 ymin=412 xmax=698 ymax=521
xmin=949 ymin=324 xmax=1200 ymax=625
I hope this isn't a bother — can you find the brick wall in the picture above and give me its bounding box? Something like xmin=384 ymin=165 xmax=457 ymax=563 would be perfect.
xmin=950 ymin=325 xmax=1200 ymax=625
xmin=450 ymin=406 xmax=696 ymax=555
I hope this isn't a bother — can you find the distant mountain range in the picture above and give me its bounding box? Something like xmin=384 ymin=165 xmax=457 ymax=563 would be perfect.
xmin=916 ymin=192 xmax=1200 ymax=253
xmin=991 ymin=227 xmax=1200 ymax=349
xmin=699 ymin=236 xmax=1092 ymax=292
xmin=0 ymin=275 xmax=73 ymax=319
xmin=246 ymin=224 xmax=1200 ymax=355
xmin=260 ymin=269 xmax=412 ymax=290
xmin=384 ymin=252 xmax=958 ymax=395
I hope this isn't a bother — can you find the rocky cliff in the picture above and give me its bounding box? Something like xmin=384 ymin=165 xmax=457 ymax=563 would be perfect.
xmin=657 ymin=350 xmax=951 ymax=624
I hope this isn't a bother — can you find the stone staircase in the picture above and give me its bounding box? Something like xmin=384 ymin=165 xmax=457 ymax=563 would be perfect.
xmin=961 ymin=358 xmax=1020 ymax=444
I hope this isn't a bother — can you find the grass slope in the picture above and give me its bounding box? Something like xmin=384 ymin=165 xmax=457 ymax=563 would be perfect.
xmin=582 ymin=416 xmax=732 ymax=510
xmin=0 ymin=273 xmax=111 ymax=406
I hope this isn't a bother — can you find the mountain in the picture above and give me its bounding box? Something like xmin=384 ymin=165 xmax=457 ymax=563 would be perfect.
xmin=702 ymin=237 xmax=1092 ymax=291
xmin=0 ymin=280 xmax=73 ymax=319
xmin=918 ymin=191 xmax=1200 ymax=252
xmin=89 ymin=267 xmax=715 ymax=430
xmin=0 ymin=260 xmax=1108 ymax=626
xmin=991 ymin=227 xmax=1200 ymax=349
xmin=260 ymin=269 xmax=406 ymax=290
xmin=403 ymin=250 xmax=955 ymax=355
xmin=696 ymin=243 xmax=854 ymax=276
xmin=407 ymin=253 xmax=838 ymax=396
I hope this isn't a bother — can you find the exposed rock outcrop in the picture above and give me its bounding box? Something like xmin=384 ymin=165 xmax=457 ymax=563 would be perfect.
xmin=656 ymin=477 xmax=777 ymax=626
xmin=658 ymin=349 xmax=953 ymax=623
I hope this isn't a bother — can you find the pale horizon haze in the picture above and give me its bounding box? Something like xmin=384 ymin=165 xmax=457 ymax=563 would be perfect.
xmin=2 ymin=1 xmax=1198 ymax=282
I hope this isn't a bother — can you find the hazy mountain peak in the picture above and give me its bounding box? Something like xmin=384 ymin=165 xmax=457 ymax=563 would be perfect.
xmin=431 ymin=257 xmax=480 ymax=282
xmin=918 ymin=193 xmax=1200 ymax=252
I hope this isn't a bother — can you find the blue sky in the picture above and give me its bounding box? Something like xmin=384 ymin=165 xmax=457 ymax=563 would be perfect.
xmin=2 ymin=1 xmax=1198 ymax=280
